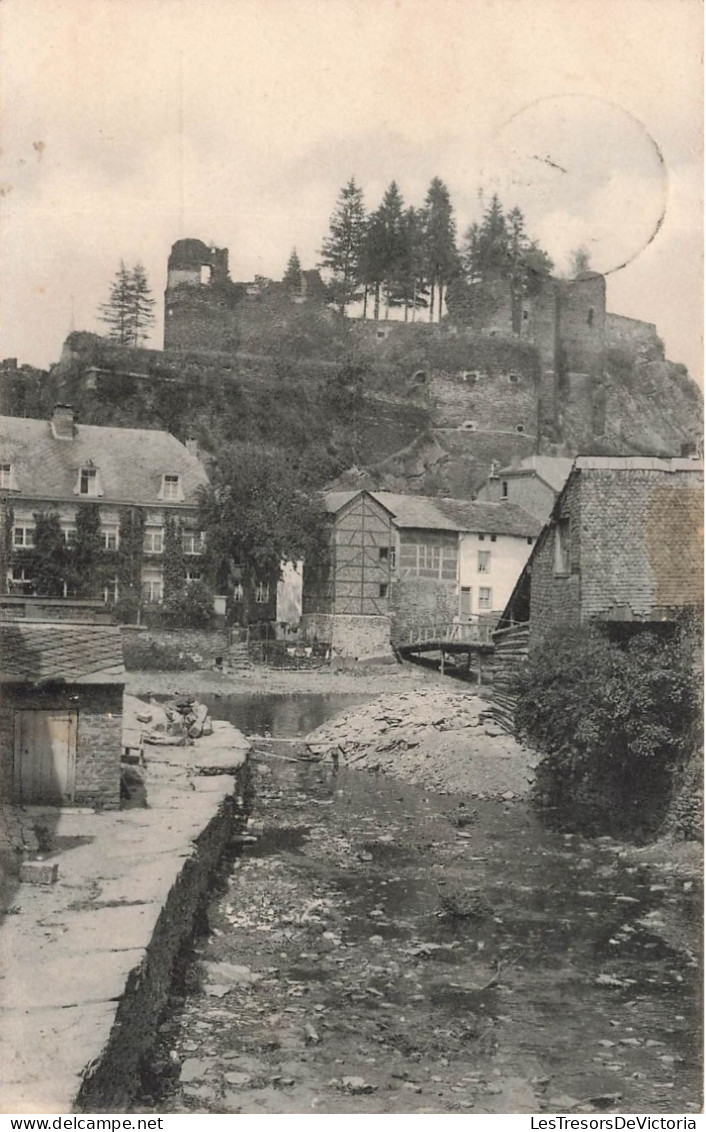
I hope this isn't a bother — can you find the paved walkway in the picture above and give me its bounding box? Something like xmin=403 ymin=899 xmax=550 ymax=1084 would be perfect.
xmin=0 ymin=722 xmax=250 ymax=1114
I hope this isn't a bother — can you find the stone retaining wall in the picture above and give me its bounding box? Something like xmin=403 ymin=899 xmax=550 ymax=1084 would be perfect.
xmin=75 ymin=762 xmax=251 ymax=1111
xmin=300 ymin=612 xmax=392 ymax=660
xmin=121 ymin=626 xmax=229 ymax=669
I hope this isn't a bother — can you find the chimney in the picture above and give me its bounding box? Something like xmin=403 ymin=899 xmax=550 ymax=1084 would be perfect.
xmin=51 ymin=404 xmax=77 ymax=440
xmin=185 ymin=437 xmax=199 ymax=459
xmin=484 ymin=460 xmax=503 ymax=503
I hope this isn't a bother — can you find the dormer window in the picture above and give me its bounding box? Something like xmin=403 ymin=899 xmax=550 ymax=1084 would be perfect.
xmin=81 ymin=468 xmax=96 ymax=494
xmin=159 ymin=473 xmax=184 ymax=502
xmin=0 ymin=463 xmax=17 ymax=491
xmin=76 ymin=464 xmax=103 ymax=497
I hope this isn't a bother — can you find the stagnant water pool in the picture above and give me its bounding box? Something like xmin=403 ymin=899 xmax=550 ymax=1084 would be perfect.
xmin=138 ymin=693 xmax=702 ymax=1115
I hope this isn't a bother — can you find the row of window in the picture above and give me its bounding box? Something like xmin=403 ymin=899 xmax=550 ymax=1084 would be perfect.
xmin=0 ymin=466 xmax=186 ymax=500
xmin=399 ymin=541 xmax=458 ymax=582
xmin=459 ymin=585 xmax=494 ymax=612
xmin=5 ymin=566 xmax=203 ymax=604
xmin=233 ymin=582 xmax=270 ymax=604
xmin=390 ymin=537 xmax=534 ymax=581
xmin=11 ymin=525 xmax=204 ymax=554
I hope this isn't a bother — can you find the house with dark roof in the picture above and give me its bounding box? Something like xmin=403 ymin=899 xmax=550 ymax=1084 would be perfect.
xmin=498 ymin=456 xmax=704 ymax=645
xmin=0 ymin=406 xmax=209 ymax=610
xmin=302 ymin=489 xmax=540 ymax=654
xmin=0 ymin=621 xmax=125 ymax=807
xmin=476 ymin=455 xmax=574 ymax=523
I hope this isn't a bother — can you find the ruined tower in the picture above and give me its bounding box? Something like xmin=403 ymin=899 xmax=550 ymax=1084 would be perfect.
xmin=163 ymin=238 xmax=241 ymax=353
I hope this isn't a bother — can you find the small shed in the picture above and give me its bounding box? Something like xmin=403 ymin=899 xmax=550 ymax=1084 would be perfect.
xmin=0 ymin=622 xmax=125 ymax=808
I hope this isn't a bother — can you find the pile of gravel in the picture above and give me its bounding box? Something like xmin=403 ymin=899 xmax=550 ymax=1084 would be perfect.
xmin=304 ymin=690 xmax=537 ymax=798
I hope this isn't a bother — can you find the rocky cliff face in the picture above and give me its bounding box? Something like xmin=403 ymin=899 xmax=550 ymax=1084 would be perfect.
xmin=2 ymin=322 xmax=702 ymax=500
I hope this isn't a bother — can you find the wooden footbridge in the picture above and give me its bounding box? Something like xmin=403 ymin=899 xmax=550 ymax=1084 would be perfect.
xmin=397 ymin=620 xmax=494 ymax=682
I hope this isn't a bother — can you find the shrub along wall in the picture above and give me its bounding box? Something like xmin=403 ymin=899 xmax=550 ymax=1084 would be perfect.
xmin=513 ymin=622 xmax=701 ymax=840
xmin=121 ymin=627 xmax=229 ymax=670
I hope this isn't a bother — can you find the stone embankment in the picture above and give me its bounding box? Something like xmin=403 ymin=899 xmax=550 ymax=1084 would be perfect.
xmin=305 ymin=690 xmax=536 ymax=798
xmin=0 ymin=715 xmax=251 ymax=1114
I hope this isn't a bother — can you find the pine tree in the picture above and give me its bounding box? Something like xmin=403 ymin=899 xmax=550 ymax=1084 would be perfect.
xmin=421 ymin=178 xmax=459 ymax=322
xmin=130 ymin=262 xmax=156 ymax=345
xmin=98 ymin=261 xmax=155 ymax=346
xmin=452 ymin=195 xmax=553 ymax=329
xmin=320 ymin=177 xmax=367 ymax=315
xmin=282 ymin=248 xmax=303 ymax=292
xmin=379 ymin=181 xmax=407 ymax=316
xmin=398 ymin=206 xmax=428 ymax=320
xmin=98 ymin=261 xmax=134 ymax=345
xmin=359 ymin=209 xmax=388 ymax=321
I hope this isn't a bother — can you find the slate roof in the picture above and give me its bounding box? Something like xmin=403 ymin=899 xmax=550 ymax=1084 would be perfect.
xmin=0 ymin=416 xmax=208 ymax=506
xmin=323 ymin=490 xmax=379 ymax=515
xmin=0 ymin=622 xmax=125 ymax=684
xmin=372 ymin=492 xmax=459 ymax=531
xmin=498 ymin=455 xmax=575 ymax=494
xmin=574 ymin=455 xmax=703 ymax=474
xmin=575 ymin=458 xmax=704 ymax=617
xmin=433 ymin=498 xmax=542 ymax=537
xmin=323 ymin=490 xmax=541 ymax=537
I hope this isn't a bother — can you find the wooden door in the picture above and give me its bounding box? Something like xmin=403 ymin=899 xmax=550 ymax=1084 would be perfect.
xmin=459 ymin=586 xmax=472 ymax=619
xmin=13 ymin=710 xmax=77 ymax=804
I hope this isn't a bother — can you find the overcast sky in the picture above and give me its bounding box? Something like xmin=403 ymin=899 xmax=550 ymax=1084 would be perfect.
xmin=0 ymin=0 xmax=702 ymax=383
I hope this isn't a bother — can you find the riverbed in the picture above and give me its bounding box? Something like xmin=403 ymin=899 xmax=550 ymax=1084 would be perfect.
xmin=136 ymin=695 xmax=701 ymax=1115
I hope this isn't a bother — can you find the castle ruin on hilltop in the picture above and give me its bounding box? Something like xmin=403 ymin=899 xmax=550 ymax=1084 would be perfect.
xmin=162 ymin=236 xmax=668 ymax=454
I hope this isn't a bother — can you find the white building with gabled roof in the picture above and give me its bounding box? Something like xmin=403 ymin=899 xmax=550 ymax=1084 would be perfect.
xmin=476 ymin=454 xmax=574 ymax=523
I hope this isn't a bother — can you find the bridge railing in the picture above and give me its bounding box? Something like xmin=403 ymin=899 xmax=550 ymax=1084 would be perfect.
xmin=405 ymin=619 xmax=493 ymax=647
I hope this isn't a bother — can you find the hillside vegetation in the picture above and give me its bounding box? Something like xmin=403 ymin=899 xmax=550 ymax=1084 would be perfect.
xmin=1 ymin=310 xmax=702 ymax=497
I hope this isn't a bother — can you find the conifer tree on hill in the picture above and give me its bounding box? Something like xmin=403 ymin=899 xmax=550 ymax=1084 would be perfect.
xmin=421 ymin=177 xmax=459 ymax=322
xmin=283 ymin=247 xmax=303 ymax=292
xmin=320 ymin=177 xmax=366 ymax=315
xmin=129 ymin=262 xmax=156 ymax=346
xmin=448 ymin=194 xmax=552 ymax=329
xmin=397 ymin=205 xmax=429 ymax=321
xmin=98 ymin=261 xmax=156 ymax=346
xmin=359 ymin=207 xmax=387 ymax=321
xmin=360 ymin=181 xmax=408 ymax=320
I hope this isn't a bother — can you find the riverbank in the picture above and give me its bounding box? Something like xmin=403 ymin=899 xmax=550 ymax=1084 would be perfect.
xmin=124 ymin=662 xmax=451 ymax=698
xmin=0 ymin=723 xmax=250 ymax=1113
xmin=146 ymin=756 xmax=701 ymax=1115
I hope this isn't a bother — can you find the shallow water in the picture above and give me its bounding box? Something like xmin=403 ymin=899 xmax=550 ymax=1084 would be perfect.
xmin=143 ymin=697 xmax=702 ymax=1115
xmin=191 ymin=692 xmax=374 ymax=737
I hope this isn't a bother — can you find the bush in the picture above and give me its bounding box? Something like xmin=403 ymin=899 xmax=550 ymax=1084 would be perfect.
xmin=121 ymin=637 xmax=198 ymax=671
xmin=113 ymin=593 xmax=141 ymax=624
xmin=513 ymin=624 xmax=700 ymax=837
xmin=160 ymin=581 xmax=214 ymax=629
